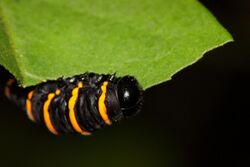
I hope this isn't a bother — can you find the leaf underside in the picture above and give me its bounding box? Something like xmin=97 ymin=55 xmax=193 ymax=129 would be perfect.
xmin=0 ymin=0 xmax=233 ymax=89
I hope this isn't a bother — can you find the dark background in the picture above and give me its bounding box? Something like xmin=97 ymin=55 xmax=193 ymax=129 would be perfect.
xmin=0 ymin=0 xmax=249 ymax=166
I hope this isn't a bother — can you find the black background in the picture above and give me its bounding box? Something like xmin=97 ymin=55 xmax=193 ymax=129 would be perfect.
xmin=0 ymin=0 xmax=249 ymax=167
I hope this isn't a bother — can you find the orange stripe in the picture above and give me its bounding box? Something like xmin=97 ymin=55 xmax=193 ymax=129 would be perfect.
xmin=43 ymin=89 xmax=61 ymax=135
xmin=98 ymin=81 xmax=112 ymax=125
xmin=68 ymin=82 xmax=91 ymax=135
xmin=4 ymin=79 xmax=15 ymax=98
xmin=26 ymin=91 xmax=36 ymax=122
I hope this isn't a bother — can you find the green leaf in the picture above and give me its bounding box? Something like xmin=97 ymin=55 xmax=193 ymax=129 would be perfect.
xmin=0 ymin=0 xmax=232 ymax=89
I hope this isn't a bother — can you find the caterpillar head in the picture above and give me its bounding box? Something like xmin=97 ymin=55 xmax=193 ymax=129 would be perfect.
xmin=117 ymin=76 xmax=144 ymax=118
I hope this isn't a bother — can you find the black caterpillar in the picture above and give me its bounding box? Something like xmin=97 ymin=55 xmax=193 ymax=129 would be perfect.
xmin=0 ymin=66 xmax=143 ymax=135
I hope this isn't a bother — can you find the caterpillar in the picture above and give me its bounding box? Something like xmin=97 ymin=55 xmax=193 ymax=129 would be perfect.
xmin=0 ymin=66 xmax=144 ymax=135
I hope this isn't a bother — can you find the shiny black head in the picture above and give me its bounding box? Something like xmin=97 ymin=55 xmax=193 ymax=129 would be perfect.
xmin=116 ymin=76 xmax=143 ymax=118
